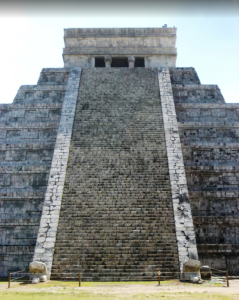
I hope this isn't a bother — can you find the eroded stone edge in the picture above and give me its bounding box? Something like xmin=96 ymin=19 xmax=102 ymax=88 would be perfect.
xmin=158 ymin=68 xmax=198 ymax=272
xmin=33 ymin=67 xmax=82 ymax=278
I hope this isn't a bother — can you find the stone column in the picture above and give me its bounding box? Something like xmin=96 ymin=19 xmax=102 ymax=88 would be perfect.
xmin=32 ymin=67 xmax=82 ymax=279
xmin=91 ymin=57 xmax=95 ymax=68
xmin=128 ymin=56 xmax=135 ymax=68
xmin=104 ymin=55 xmax=112 ymax=68
xmin=158 ymin=67 xmax=199 ymax=272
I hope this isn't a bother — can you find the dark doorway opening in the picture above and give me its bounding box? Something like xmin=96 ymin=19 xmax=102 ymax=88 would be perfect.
xmin=135 ymin=57 xmax=145 ymax=67
xmin=95 ymin=57 xmax=105 ymax=67
xmin=111 ymin=57 xmax=128 ymax=68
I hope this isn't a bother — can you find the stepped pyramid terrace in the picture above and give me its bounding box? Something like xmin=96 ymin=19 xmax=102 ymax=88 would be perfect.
xmin=0 ymin=27 xmax=238 ymax=280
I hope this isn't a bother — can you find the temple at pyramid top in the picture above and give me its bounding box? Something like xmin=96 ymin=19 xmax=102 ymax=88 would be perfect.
xmin=63 ymin=27 xmax=177 ymax=68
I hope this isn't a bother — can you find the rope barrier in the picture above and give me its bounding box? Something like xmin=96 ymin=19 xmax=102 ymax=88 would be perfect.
xmin=211 ymin=273 xmax=225 ymax=278
xmin=8 ymin=270 xmax=29 ymax=288
xmin=210 ymin=267 xmax=227 ymax=272
xmin=209 ymin=268 xmax=229 ymax=287
xmin=9 ymin=269 xmax=26 ymax=275
xmin=7 ymin=268 xmax=230 ymax=289
xmin=11 ymin=273 xmax=30 ymax=282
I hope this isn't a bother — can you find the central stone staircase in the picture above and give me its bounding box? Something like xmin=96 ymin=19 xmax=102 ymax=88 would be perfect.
xmin=51 ymin=68 xmax=179 ymax=281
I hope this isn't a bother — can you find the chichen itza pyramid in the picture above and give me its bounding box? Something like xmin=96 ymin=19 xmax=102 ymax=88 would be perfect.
xmin=0 ymin=27 xmax=238 ymax=280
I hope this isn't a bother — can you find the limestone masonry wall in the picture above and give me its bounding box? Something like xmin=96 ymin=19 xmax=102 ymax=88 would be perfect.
xmin=171 ymin=68 xmax=239 ymax=275
xmin=51 ymin=68 xmax=180 ymax=281
xmin=0 ymin=64 xmax=239 ymax=277
xmin=63 ymin=28 xmax=177 ymax=68
xmin=0 ymin=69 xmax=69 ymax=277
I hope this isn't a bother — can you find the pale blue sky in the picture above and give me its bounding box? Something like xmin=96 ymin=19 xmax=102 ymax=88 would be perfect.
xmin=0 ymin=5 xmax=238 ymax=103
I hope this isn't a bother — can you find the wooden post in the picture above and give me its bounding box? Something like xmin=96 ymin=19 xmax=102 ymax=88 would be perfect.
xmin=226 ymin=271 xmax=229 ymax=287
xmin=8 ymin=273 xmax=11 ymax=289
xmin=158 ymin=271 xmax=161 ymax=286
xmin=79 ymin=272 xmax=81 ymax=287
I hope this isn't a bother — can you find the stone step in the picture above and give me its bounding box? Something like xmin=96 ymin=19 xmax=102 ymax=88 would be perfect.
xmin=169 ymin=68 xmax=201 ymax=85
xmin=51 ymin=273 xmax=177 ymax=281
xmin=0 ymin=137 xmax=58 ymax=144
xmin=0 ymin=142 xmax=55 ymax=149
xmin=0 ymin=190 xmax=45 ymax=198
xmin=59 ymin=208 xmax=174 ymax=211
xmin=37 ymin=68 xmax=69 ymax=85
xmin=51 ymin=68 xmax=179 ymax=281
xmin=52 ymin=268 xmax=178 ymax=273
xmin=172 ymin=82 xmax=224 ymax=104
xmin=0 ymin=166 xmax=50 ymax=173
xmin=0 ymin=122 xmax=60 ymax=129
xmin=176 ymin=103 xmax=239 ymax=123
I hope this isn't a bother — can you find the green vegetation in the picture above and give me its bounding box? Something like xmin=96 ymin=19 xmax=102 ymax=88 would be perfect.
xmin=0 ymin=291 xmax=238 ymax=300
xmin=0 ymin=281 xmax=237 ymax=300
